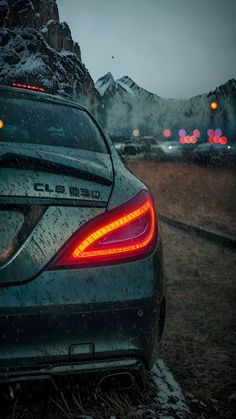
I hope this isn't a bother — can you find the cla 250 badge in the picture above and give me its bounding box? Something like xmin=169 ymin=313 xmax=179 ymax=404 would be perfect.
xmin=34 ymin=183 xmax=101 ymax=199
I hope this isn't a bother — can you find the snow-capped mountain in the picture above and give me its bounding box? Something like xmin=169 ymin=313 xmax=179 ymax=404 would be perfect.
xmin=95 ymin=72 xmax=116 ymax=97
xmin=95 ymin=73 xmax=156 ymax=98
xmin=96 ymin=73 xmax=236 ymax=141
xmin=208 ymin=78 xmax=236 ymax=99
xmin=0 ymin=0 xmax=96 ymax=107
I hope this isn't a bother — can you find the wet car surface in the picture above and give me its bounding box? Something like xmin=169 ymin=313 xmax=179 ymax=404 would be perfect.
xmin=0 ymin=85 xmax=165 ymax=383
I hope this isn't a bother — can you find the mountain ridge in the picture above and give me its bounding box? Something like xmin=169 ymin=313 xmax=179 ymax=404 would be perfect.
xmin=96 ymin=72 xmax=236 ymax=101
xmin=96 ymin=72 xmax=236 ymax=141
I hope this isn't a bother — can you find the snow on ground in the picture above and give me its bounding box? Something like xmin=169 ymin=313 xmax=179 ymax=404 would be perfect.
xmin=82 ymin=359 xmax=190 ymax=418
xmin=150 ymin=360 xmax=190 ymax=418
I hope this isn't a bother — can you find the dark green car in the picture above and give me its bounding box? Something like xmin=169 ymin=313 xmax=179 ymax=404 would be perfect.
xmin=0 ymin=84 xmax=165 ymax=383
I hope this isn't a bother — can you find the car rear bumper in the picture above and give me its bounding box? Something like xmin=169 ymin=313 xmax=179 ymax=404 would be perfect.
xmin=0 ymin=245 xmax=165 ymax=382
xmin=0 ymin=357 xmax=144 ymax=384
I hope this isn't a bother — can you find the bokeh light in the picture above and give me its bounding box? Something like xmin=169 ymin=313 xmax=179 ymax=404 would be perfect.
xmin=207 ymin=129 xmax=215 ymax=137
xmin=190 ymin=136 xmax=197 ymax=144
xmin=179 ymin=129 xmax=186 ymax=137
xmin=0 ymin=119 xmax=4 ymax=129
xmin=163 ymin=128 xmax=171 ymax=138
xmin=220 ymin=136 xmax=227 ymax=145
xmin=193 ymin=129 xmax=200 ymax=138
xmin=179 ymin=129 xmax=199 ymax=144
xmin=215 ymin=128 xmax=222 ymax=137
xmin=208 ymin=131 xmax=228 ymax=144
xmin=133 ymin=129 xmax=140 ymax=137
xmin=210 ymin=101 xmax=218 ymax=110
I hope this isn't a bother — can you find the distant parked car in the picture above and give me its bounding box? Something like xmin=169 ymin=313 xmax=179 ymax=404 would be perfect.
xmin=140 ymin=136 xmax=158 ymax=153
xmin=209 ymin=143 xmax=236 ymax=166
xmin=114 ymin=141 xmax=126 ymax=154
xmin=192 ymin=142 xmax=212 ymax=164
xmin=152 ymin=141 xmax=183 ymax=161
xmin=193 ymin=142 xmax=236 ymax=166
xmin=123 ymin=142 xmax=144 ymax=155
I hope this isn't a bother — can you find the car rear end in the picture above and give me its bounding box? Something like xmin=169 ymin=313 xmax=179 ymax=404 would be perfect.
xmin=0 ymin=85 xmax=165 ymax=383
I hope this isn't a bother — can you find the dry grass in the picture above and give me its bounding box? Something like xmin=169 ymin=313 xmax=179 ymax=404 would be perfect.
xmin=128 ymin=160 xmax=236 ymax=236
xmin=128 ymin=159 xmax=236 ymax=404
xmin=161 ymin=224 xmax=236 ymax=401
xmin=0 ymin=371 xmax=157 ymax=418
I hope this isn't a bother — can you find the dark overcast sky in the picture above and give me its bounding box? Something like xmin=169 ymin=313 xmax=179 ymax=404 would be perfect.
xmin=57 ymin=0 xmax=236 ymax=99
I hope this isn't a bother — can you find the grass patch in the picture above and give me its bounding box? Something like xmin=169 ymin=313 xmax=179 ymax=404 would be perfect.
xmin=128 ymin=160 xmax=236 ymax=236
xmin=128 ymin=160 xmax=236 ymax=404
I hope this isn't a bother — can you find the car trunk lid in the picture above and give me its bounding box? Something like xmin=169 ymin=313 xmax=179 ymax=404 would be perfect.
xmin=0 ymin=144 xmax=114 ymax=286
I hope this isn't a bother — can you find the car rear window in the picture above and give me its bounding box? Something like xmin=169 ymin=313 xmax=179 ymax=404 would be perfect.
xmin=0 ymin=91 xmax=107 ymax=153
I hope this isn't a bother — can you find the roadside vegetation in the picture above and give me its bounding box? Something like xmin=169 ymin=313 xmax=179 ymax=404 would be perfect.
xmin=129 ymin=160 xmax=236 ymax=417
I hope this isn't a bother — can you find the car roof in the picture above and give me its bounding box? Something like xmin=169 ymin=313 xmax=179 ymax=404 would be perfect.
xmin=0 ymin=84 xmax=86 ymax=111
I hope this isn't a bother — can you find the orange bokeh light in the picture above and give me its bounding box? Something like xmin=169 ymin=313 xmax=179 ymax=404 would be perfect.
xmin=210 ymin=101 xmax=218 ymax=110
xmin=190 ymin=136 xmax=197 ymax=144
xmin=0 ymin=119 xmax=4 ymax=129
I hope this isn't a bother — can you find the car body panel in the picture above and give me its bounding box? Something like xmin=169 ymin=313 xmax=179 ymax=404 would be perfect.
xmin=0 ymin=245 xmax=163 ymax=374
xmin=0 ymin=85 xmax=165 ymax=381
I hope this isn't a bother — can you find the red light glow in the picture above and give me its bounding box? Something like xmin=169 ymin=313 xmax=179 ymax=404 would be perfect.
xmin=190 ymin=136 xmax=197 ymax=144
xmin=163 ymin=128 xmax=171 ymax=138
xmin=193 ymin=129 xmax=200 ymax=138
xmin=51 ymin=190 xmax=156 ymax=268
xmin=11 ymin=83 xmax=45 ymax=92
xmin=208 ymin=129 xmax=228 ymax=144
xmin=220 ymin=136 xmax=227 ymax=145
xmin=179 ymin=130 xmax=199 ymax=144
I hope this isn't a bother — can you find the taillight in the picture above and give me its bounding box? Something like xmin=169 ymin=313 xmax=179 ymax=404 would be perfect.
xmin=51 ymin=190 xmax=157 ymax=269
xmin=11 ymin=83 xmax=45 ymax=92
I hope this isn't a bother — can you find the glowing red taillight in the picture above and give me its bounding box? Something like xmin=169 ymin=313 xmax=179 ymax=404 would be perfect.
xmin=11 ymin=83 xmax=45 ymax=92
xmin=51 ymin=190 xmax=157 ymax=268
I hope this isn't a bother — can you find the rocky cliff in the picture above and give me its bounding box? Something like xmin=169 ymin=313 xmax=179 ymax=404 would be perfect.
xmin=0 ymin=0 xmax=96 ymax=104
